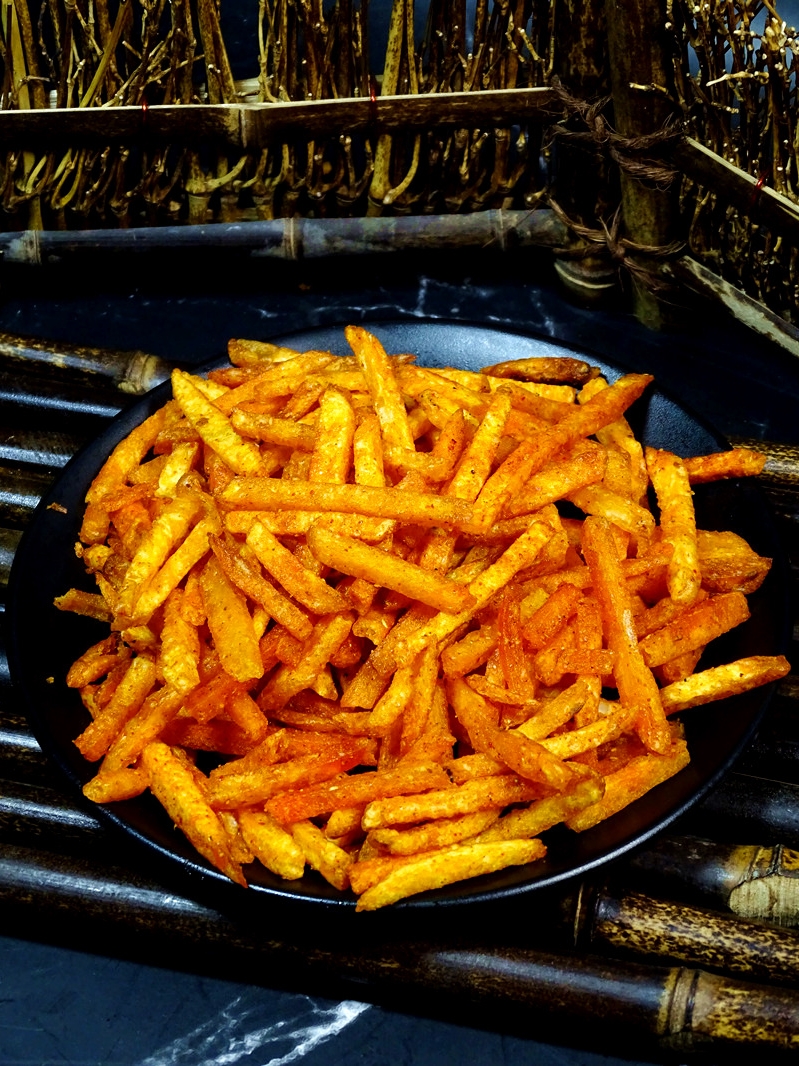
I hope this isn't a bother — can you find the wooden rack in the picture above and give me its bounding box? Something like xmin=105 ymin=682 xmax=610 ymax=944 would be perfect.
xmin=1 ymin=0 xmax=797 ymax=335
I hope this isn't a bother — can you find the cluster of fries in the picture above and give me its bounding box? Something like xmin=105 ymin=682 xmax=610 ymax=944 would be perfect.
xmin=56 ymin=325 xmax=790 ymax=910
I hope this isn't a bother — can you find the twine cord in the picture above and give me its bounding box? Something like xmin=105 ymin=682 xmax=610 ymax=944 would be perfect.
xmin=548 ymin=197 xmax=686 ymax=294
xmin=547 ymin=79 xmax=682 ymax=190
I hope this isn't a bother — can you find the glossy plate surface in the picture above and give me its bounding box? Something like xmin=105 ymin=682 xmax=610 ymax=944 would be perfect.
xmin=7 ymin=321 xmax=791 ymax=911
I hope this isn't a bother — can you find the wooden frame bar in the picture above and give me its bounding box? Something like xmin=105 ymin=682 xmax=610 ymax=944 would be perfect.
xmin=0 ymin=88 xmax=561 ymax=149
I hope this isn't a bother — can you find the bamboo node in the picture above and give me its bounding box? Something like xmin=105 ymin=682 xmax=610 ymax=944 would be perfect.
xmin=661 ymin=966 xmax=701 ymax=1038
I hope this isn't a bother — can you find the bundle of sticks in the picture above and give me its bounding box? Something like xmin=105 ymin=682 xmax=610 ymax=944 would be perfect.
xmin=0 ymin=0 xmax=554 ymax=229
xmin=1 ymin=327 xmax=799 ymax=1056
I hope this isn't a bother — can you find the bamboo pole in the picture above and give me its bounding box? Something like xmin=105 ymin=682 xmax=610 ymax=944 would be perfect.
xmin=725 ymin=439 xmax=799 ymax=521
xmin=603 ymin=0 xmax=678 ymax=328
xmin=0 ymin=838 xmax=798 ymax=1052
xmin=0 ymin=209 xmax=569 ymax=264
xmin=0 ymin=331 xmax=174 ymax=394
xmin=0 ymin=708 xmax=51 ymax=784
xmin=737 ymin=684 xmax=799 ymax=787
xmin=0 ymin=460 xmax=58 ymax=528
xmin=0 ymin=526 xmax=20 ymax=590
xmin=0 ymin=368 xmax=124 ymax=420
xmin=673 ymin=138 xmax=799 ymax=251
xmin=726 ymin=846 xmax=799 ymax=928
xmin=0 ymin=780 xmax=104 ymax=851
xmin=685 ymin=773 xmax=799 ymax=853
xmin=627 ymin=836 xmax=796 ymax=908
xmin=627 ymin=835 xmax=799 ymax=928
xmin=671 ymin=256 xmax=799 ymax=362
xmin=0 ymin=424 xmax=85 ymax=468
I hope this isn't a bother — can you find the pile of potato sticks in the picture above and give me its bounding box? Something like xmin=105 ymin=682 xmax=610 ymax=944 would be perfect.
xmin=56 ymin=325 xmax=790 ymax=911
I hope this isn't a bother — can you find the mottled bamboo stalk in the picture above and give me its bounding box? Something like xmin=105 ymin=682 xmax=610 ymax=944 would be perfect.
xmin=724 ymin=436 xmax=799 ymax=522
xmin=0 ymin=527 xmax=21 ymax=591
xmin=0 ymin=779 xmax=104 ymax=850
xmin=737 ymin=689 xmax=799 ymax=789
xmin=627 ymin=835 xmax=799 ymax=928
xmin=0 ymin=711 xmax=52 ymax=785
xmin=579 ymin=882 xmax=799 ymax=983
xmin=685 ymin=774 xmax=799 ymax=854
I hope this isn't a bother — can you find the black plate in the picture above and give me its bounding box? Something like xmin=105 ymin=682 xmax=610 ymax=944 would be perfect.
xmin=7 ymin=321 xmax=791 ymax=912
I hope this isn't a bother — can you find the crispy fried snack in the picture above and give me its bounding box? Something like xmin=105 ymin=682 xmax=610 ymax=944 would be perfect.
xmin=57 ymin=331 xmax=789 ymax=909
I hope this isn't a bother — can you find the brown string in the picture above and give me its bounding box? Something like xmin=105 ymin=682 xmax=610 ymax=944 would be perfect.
xmin=548 ymin=199 xmax=686 ymax=295
xmin=547 ymin=79 xmax=681 ymax=190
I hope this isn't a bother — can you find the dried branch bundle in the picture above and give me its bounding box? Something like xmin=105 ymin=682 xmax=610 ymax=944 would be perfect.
xmin=0 ymin=0 xmax=555 ymax=229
